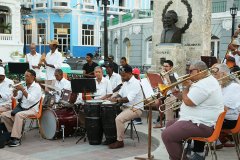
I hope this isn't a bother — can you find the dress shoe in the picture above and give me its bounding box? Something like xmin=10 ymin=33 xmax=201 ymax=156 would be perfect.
xmin=153 ymin=124 xmax=162 ymax=128
xmin=108 ymin=140 xmax=124 ymax=149
xmin=209 ymin=144 xmax=223 ymax=150
xmin=102 ymin=139 xmax=116 ymax=145
xmin=223 ymin=143 xmax=235 ymax=147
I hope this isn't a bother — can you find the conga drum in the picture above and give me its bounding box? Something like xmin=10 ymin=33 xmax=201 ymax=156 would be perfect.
xmin=101 ymin=101 xmax=120 ymax=144
xmin=84 ymin=100 xmax=104 ymax=145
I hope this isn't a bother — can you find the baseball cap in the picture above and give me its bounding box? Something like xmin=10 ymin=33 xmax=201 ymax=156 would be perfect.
xmin=0 ymin=67 xmax=5 ymax=75
xmin=120 ymin=65 xmax=132 ymax=73
xmin=132 ymin=68 xmax=140 ymax=75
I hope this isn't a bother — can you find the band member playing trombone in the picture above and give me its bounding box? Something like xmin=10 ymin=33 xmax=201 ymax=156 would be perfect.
xmin=83 ymin=53 xmax=98 ymax=78
xmin=162 ymin=60 xmax=224 ymax=160
xmin=108 ymin=65 xmax=143 ymax=149
xmin=0 ymin=67 xmax=13 ymax=114
xmin=155 ymin=60 xmax=179 ymax=128
xmin=192 ymin=64 xmax=240 ymax=152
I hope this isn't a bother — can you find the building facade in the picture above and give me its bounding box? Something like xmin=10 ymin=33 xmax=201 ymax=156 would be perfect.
xmin=20 ymin=0 xmax=151 ymax=57
xmin=0 ymin=0 xmax=22 ymax=62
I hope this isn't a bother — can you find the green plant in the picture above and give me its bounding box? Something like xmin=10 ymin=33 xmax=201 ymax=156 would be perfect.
xmin=10 ymin=51 xmax=24 ymax=57
xmin=0 ymin=23 xmax=11 ymax=34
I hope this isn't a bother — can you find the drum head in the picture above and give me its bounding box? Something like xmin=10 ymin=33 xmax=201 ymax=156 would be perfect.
xmin=40 ymin=109 xmax=57 ymax=139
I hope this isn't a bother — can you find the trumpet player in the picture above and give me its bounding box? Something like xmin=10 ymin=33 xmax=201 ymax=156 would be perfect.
xmin=154 ymin=60 xmax=180 ymax=128
xmin=162 ymin=60 xmax=224 ymax=160
xmin=0 ymin=67 xmax=14 ymax=114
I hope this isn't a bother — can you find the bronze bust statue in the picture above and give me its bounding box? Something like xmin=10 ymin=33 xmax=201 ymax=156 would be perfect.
xmin=161 ymin=10 xmax=182 ymax=43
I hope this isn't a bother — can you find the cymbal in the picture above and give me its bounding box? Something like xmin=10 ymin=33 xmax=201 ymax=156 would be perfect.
xmin=40 ymin=83 xmax=61 ymax=91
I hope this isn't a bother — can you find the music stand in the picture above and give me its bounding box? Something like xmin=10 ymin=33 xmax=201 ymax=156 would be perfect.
xmin=70 ymin=78 xmax=96 ymax=144
xmin=8 ymin=62 xmax=29 ymax=81
xmin=201 ymin=56 xmax=217 ymax=68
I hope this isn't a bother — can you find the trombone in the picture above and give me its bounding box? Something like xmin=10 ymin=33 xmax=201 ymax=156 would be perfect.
xmin=160 ymin=65 xmax=179 ymax=77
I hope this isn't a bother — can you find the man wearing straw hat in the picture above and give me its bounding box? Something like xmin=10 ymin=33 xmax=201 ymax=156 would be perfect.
xmin=40 ymin=40 xmax=62 ymax=90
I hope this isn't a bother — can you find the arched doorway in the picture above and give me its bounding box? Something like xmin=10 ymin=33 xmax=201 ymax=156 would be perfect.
xmin=113 ymin=38 xmax=118 ymax=63
xmin=146 ymin=36 xmax=152 ymax=65
xmin=123 ymin=38 xmax=131 ymax=63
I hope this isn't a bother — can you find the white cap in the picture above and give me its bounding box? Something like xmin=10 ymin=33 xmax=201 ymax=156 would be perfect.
xmin=0 ymin=67 xmax=5 ymax=75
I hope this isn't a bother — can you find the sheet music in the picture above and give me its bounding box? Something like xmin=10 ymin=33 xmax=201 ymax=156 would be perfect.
xmin=140 ymin=78 xmax=154 ymax=99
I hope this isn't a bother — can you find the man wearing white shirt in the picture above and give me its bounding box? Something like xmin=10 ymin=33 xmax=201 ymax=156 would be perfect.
xmin=105 ymin=63 xmax=122 ymax=91
xmin=26 ymin=43 xmax=41 ymax=78
xmin=109 ymin=65 xmax=143 ymax=149
xmin=0 ymin=67 xmax=13 ymax=113
xmin=54 ymin=69 xmax=71 ymax=102
xmin=1 ymin=69 xmax=42 ymax=147
xmin=161 ymin=61 xmax=224 ymax=160
xmin=94 ymin=66 xmax=112 ymax=100
xmin=41 ymin=40 xmax=62 ymax=88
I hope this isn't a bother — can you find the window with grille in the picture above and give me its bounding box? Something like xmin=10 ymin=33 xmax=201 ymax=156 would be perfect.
xmin=82 ymin=24 xmax=94 ymax=46
xmin=37 ymin=23 xmax=46 ymax=44
xmin=25 ymin=24 xmax=32 ymax=45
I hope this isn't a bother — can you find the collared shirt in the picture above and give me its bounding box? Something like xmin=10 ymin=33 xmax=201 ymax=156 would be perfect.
xmin=46 ymin=50 xmax=62 ymax=80
xmin=94 ymin=77 xmax=113 ymax=100
xmin=54 ymin=78 xmax=71 ymax=102
xmin=0 ymin=77 xmax=13 ymax=105
xmin=15 ymin=81 xmax=42 ymax=112
xmin=105 ymin=72 xmax=122 ymax=90
xmin=179 ymin=75 xmax=224 ymax=127
xmin=222 ymin=82 xmax=240 ymax=120
xmin=26 ymin=52 xmax=41 ymax=77
xmin=118 ymin=76 xmax=143 ymax=110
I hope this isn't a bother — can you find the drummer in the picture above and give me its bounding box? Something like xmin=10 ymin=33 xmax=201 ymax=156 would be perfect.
xmin=54 ymin=69 xmax=71 ymax=102
xmin=108 ymin=65 xmax=143 ymax=149
xmin=105 ymin=62 xmax=122 ymax=91
xmin=94 ymin=66 xmax=113 ymax=100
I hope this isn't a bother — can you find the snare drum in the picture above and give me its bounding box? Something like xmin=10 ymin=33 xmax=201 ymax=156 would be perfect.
xmin=40 ymin=107 xmax=78 ymax=139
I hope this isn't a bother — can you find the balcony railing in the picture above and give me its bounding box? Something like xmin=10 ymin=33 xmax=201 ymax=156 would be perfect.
xmin=212 ymin=1 xmax=226 ymax=13
xmin=0 ymin=34 xmax=13 ymax=44
xmin=100 ymin=5 xmax=130 ymax=15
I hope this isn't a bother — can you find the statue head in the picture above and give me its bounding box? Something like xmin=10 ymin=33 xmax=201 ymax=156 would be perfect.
xmin=163 ymin=10 xmax=178 ymax=29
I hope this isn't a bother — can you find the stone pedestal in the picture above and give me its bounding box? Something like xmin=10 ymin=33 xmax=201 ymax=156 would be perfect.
xmin=154 ymin=44 xmax=186 ymax=75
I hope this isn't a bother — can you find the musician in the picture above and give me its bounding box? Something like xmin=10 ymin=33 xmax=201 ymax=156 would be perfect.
xmin=54 ymin=69 xmax=71 ymax=102
xmin=108 ymin=65 xmax=143 ymax=149
xmin=161 ymin=60 xmax=224 ymax=160
xmin=108 ymin=55 xmax=119 ymax=73
xmin=26 ymin=43 xmax=41 ymax=78
xmin=224 ymin=38 xmax=240 ymax=68
xmin=0 ymin=67 xmax=13 ymax=113
xmin=120 ymin=57 xmax=129 ymax=67
xmin=105 ymin=62 xmax=122 ymax=91
xmin=82 ymin=53 xmax=98 ymax=78
xmin=1 ymin=69 xmax=42 ymax=147
xmin=154 ymin=60 xmax=179 ymax=128
xmin=191 ymin=63 xmax=240 ymax=151
xmin=41 ymin=40 xmax=62 ymax=88
xmin=94 ymin=66 xmax=113 ymax=100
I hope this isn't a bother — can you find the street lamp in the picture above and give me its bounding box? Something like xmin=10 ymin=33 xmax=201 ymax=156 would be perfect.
xmin=96 ymin=0 xmax=115 ymax=62
xmin=230 ymin=3 xmax=238 ymax=36
xmin=22 ymin=18 xmax=28 ymax=55
xmin=20 ymin=5 xmax=31 ymax=55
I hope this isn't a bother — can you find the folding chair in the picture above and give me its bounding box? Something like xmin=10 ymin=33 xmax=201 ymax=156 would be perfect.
xmin=22 ymin=97 xmax=43 ymax=137
xmin=181 ymin=110 xmax=227 ymax=160
xmin=222 ymin=115 xmax=240 ymax=159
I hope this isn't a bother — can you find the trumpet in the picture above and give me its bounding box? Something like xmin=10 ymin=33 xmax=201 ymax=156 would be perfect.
xmin=159 ymin=100 xmax=182 ymax=112
xmin=9 ymin=81 xmax=25 ymax=90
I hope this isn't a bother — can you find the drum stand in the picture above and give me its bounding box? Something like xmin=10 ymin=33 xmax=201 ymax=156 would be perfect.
xmin=74 ymin=105 xmax=87 ymax=144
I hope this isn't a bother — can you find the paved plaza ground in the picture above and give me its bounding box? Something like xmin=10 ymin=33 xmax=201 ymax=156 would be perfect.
xmin=0 ymin=112 xmax=238 ymax=160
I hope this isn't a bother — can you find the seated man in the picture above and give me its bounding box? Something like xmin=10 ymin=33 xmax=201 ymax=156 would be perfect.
xmin=54 ymin=69 xmax=71 ymax=102
xmin=161 ymin=61 xmax=224 ymax=160
xmin=94 ymin=66 xmax=112 ymax=100
xmin=1 ymin=69 xmax=42 ymax=147
xmin=0 ymin=67 xmax=13 ymax=114
xmin=105 ymin=63 xmax=122 ymax=92
xmin=108 ymin=65 xmax=143 ymax=149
